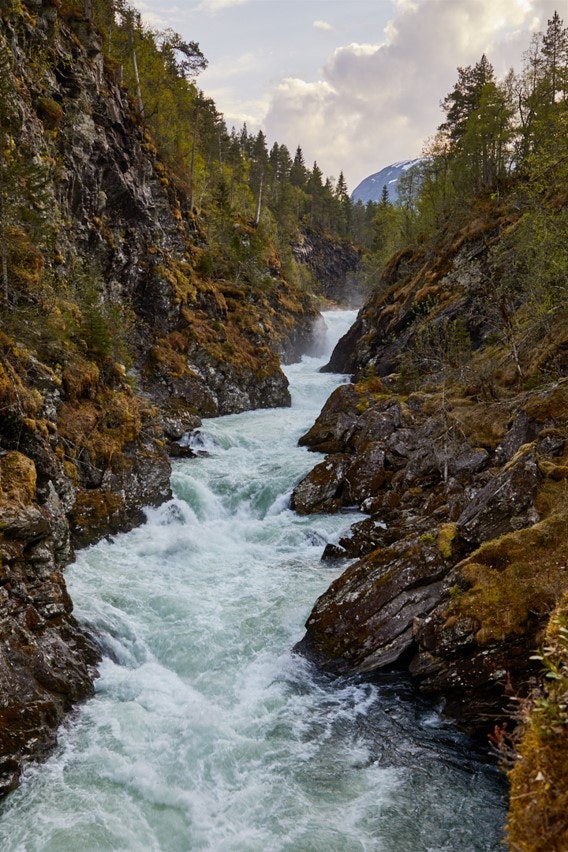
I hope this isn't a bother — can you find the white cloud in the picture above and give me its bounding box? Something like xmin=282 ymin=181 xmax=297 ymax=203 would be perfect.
xmin=200 ymin=51 xmax=260 ymax=82
xmin=313 ymin=20 xmax=333 ymax=32
xmin=196 ymin=0 xmax=250 ymax=12
xmin=264 ymin=0 xmax=562 ymax=191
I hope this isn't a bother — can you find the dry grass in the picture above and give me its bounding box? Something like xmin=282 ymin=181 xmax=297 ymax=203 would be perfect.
xmin=506 ymin=594 xmax=568 ymax=852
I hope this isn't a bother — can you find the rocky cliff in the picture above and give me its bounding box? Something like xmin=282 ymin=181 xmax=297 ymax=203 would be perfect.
xmin=292 ymin=198 xmax=568 ymax=735
xmin=292 ymin=227 xmax=363 ymax=306
xmin=0 ymin=0 xmax=329 ymax=791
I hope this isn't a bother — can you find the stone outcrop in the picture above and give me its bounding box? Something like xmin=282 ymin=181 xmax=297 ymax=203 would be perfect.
xmin=293 ymin=228 xmax=363 ymax=307
xmin=292 ymin=197 xmax=568 ymax=735
xmin=0 ymin=451 xmax=99 ymax=794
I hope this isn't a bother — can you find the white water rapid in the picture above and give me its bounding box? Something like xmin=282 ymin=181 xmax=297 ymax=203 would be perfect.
xmin=0 ymin=311 xmax=506 ymax=851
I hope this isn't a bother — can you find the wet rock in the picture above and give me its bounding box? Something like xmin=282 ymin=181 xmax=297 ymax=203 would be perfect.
xmin=344 ymin=443 xmax=387 ymax=502
xmin=293 ymin=358 xmax=567 ymax=734
xmin=457 ymin=445 xmax=541 ymax=545
xmin=298 ymin=384 xmax=360 ymax=453
xmin=161 ymin=411 xmax=202 ymax=442
xmin=349 ymin=401 xmax=404 ymax=451
xmin=168 ymin=443 xmax=197 ymax=459
xmin=0 ymin=489 xmax=100 ymax=792
xmin=291 ymin=454 xmax=351 ymax=514
xmin=297 ymin=535 xmax=452 ymax=672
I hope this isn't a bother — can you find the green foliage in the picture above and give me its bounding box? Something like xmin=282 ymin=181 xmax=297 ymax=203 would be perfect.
xmin=0 ymin=40 xmax=53 ymax=304
xmin=73 ymin=268 xmax=135 ymax=367
xmin=506 ymin=596 xmax=568 ymax=851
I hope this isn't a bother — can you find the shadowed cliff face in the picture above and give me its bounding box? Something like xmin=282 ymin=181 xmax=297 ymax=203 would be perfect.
xmin=292 ymin=200 xmax=568 ymax=735
xmin=292 ymin=228 xmax=363 ymax=307
xmin=0 ymin=0 xmax=329 ymax=790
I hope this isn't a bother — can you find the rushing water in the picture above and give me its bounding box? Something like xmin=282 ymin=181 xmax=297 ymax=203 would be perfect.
xmin=0 ymin=311 xmax=506 ymax=851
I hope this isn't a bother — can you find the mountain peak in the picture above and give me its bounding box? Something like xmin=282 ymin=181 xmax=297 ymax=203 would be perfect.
xmin=351 ymin=158 xmax=426 ymax=204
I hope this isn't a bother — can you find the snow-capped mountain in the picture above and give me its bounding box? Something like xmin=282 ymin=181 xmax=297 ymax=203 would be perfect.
xmin=351 ymin=158 xmax=427 ymax=204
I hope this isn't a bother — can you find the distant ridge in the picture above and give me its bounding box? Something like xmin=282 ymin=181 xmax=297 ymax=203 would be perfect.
xmin=351 ymin=158 xmax=426 ymax=204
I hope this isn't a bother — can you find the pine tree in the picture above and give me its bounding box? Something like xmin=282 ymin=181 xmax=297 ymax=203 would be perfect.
xmin=541 ymin=11 xmax=568 ymax=105
xmin=290 ymin=146 xmax=307 ymax=188
xmin=440 ymin=55 xmax=495 ymax=146
xmin=516 ymin=12 xmax=568 ymax=164
xmin=157 ymin=29 xmax=207 ymax=81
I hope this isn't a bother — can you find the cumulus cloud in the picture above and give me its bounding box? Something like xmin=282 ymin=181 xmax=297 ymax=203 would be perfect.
xmin=313 ymin=20 xmax=333 ymax=32
xmin=264 ymin=0 xmax=559 ymax=190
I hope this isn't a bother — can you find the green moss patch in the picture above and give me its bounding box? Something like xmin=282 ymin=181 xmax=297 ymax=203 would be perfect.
xmin=447 ymin=512 xmax=568 ymax=645
xmin=506 ymin=594 xmax=568 ymax=852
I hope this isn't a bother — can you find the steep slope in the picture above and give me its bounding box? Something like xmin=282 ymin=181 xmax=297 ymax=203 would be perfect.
xmin=0 ymin=0 xmax=325 ymax=791
xmin=292 ymin=228 xmax=363 ymax=306
xmin=292 ymin=196 xmax=568 ymax=734
xmin=351 ymin=158 xmax=426 ymax=205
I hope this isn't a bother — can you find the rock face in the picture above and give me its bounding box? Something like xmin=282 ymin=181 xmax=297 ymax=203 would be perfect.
xmin=293 ymin=366 xmax=568 ymax=733
xmin=293 ymin=228 xmax=363 ymax=307
xmin=0 ymin=452 xmax=99 ymax=794
xmin=0 ymin=0 xmax=328 ymax=790
xmin=321 ymin=210 xmax=528 ymax=377
xmin=293 ymin=198 xmax=568 ymax=734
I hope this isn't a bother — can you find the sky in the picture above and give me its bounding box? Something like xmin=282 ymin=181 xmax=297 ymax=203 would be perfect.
xmin=136 ymin=0 xmax=564 ymax=193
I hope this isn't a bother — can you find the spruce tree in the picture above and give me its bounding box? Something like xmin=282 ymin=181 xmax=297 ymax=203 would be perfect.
xmin=440 ymin=55 xmax=495 ymax=146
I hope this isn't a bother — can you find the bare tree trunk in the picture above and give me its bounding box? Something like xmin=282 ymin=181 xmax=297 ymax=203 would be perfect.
xmin=254 ymin=172 xmax=263 ymax=226
xmin=84 ymin=0 xmax=92 ymax=20
xmin=0 ymin=141 xmax=8 ymax=303
xmin=128 ymin=25 xmax=144 ymax=116
xmin=189 ymin=107 xmax=199 ymax=211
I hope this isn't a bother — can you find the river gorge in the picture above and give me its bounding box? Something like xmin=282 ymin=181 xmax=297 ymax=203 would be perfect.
xmin=0 ymin=312 xmax=507 ymax=851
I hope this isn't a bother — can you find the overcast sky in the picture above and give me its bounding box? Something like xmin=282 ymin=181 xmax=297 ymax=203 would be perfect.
xmin=137 ymin=0 xmax=563 ymax=192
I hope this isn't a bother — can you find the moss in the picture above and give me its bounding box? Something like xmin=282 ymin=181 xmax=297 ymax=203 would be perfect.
xmin=61 ymin=359 xmax=100 ymax=400
xmin=354 ymin=375 xmax=392 ymax=412
xmin=525 ymin=383 xmax=568 ymax=423
xmin=0 ymin=452 xmax=37 ymax=506
xmin=155 ymin=260 xmax=198 ymax=304
xmin=70 ymin=489 xmax=124 ymax=532
xmin=36 ymin=96 xmax=63 ymax=128
xmin=506 ymin=595 xmax=568 ymax=852
xmin=57 ymin=389 xmax=144 ymax=474
xmin=446 ymin=511 xmax=568 ymax=645
xmin=437 ymin=523 xmax=458 ymax=559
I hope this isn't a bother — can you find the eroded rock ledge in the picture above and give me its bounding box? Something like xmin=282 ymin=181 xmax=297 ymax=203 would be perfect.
xmin=293 ymin=379 xmax=568 ymax=733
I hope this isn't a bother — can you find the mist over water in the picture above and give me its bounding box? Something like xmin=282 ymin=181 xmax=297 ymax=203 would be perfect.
xmin=0 ymin=311 xmax=506 ymax=851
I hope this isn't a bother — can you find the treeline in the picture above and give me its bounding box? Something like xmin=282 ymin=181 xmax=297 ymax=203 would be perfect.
xmin=0 ymin=0 xmax=361 ymax=325
xmin=86 ymin=0 xmax=356 ymax=245
xmin=359 ymin=11 xmax=568 ymax=278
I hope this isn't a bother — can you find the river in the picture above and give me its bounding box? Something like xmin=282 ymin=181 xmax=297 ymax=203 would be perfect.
xmin=0 ymin=310 xmax=506 ymax=851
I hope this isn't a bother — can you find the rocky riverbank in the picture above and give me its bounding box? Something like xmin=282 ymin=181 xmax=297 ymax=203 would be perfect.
xmin=0 ymin=0 xmax=343 ymax=792
xmin=292 ymin=199 xmax=568 ymax=736
xmin=293 ymin=378 xmax=567 ymax=731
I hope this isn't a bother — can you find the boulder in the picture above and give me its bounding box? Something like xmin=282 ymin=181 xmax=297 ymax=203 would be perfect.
xmin=291 ymin=454 xmax=351 ymax=514
xmin=296 ymin=533 xmax=453 ymax=672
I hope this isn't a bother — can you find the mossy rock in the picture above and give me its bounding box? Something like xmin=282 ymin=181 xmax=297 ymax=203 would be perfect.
xmin=446 ymin=511 xmax=568 ymax=645
xmin=36 ymin=96 xmax=64 ymax=128
xmin=0 ymin=452 xmax=37 ymax=506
